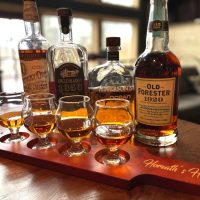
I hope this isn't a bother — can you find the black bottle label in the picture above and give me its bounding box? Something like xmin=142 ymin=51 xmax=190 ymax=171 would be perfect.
xmin=149 ymin=20 xmax=168 ymax=32
xmin=55 ymin=63 xmax=84 ymax=100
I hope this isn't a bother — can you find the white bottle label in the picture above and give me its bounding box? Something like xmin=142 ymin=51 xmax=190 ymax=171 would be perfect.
xmin=135 ymin=77 xmax=175 ymax=126
xmin=19 ymin=50 xmax=49 ymax=94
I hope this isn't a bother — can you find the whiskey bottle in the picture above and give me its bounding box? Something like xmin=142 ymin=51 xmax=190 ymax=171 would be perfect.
xmin=18 ymin=0 xmax=50 ymax=94
xmin=47 ymin=8 xmax=88 ymax=100
xmin=134 ymin=0 xmax=181 ymax=146
xmin=88 ymin=37 xmax=134 ymax=112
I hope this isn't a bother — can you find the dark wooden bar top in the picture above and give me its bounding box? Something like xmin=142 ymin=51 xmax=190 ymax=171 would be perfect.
xmin=0 ymin=119 xmax=200 ymax=200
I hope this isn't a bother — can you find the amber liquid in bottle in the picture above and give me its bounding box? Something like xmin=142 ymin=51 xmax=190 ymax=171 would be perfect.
xmin=134 ymin=0 xmax=181 ymax=146
xmin=135 ymin=51 xmax=181 ymax=136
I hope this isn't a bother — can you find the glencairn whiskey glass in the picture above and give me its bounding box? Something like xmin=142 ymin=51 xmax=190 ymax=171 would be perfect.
xmin=56 ymin=95 xmax=93 ymax=157
xmin=94 ymin=99 xmax=133 ymax=165
xmin=0 ymin=92 xmax=29 ymax=143
xmin=23 ymin=93 xmax=57 ymax=150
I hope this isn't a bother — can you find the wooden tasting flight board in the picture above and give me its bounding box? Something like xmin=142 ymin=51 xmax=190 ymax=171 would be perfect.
xmin=0 ymin=120 xmax=199 ymax=195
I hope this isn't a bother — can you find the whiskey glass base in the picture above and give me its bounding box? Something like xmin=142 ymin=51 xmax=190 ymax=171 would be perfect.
xmin=134 ymin=131 xmax=178 ymax=147
xmin=62 ymin=141 xmax=91 ymax=157
xmin=0 ymin=132 xmax=29 ymax=144
xmin=95 ymin=148 xmax=130 ymax=165
xmin=27 ymin=137 xmax=57 ymax=150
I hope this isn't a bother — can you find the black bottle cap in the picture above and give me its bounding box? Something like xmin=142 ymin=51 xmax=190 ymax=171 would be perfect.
xmin=106 ymin=37 xmax=120 ymax=47
xmin=57 ymin=8 xmax=72 ymax=17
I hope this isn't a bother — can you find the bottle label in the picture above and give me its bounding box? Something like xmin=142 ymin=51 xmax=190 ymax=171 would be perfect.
xmin=23 ymin=0 xmax=39 ymax=22
xmin=149 ymin=20 xmax=168 ymax=32
xmin=89 ymin=86 xmax=135 ymax=112
xmin=19 ymin=50 xmax=49 ymax=94
xmin=55 ymin=63 xmax=84 ymax=99
xmin=135 ymin=78 xmax=175 ymax=126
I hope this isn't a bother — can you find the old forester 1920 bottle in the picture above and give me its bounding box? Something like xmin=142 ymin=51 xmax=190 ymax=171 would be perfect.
xmin=134 ymin=0 xmax=181 ymax=146
xmin=18 ymin=0 xmax=50 ymax=94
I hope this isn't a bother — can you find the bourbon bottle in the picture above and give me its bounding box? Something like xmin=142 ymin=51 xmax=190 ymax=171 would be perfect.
xmin=88 ymin=37 xmax=134 ymax=112
xmin=134 ymin=0 xmax=181 ymax=146
xmin=18 ymin=0 xmax=50 ymax=94
xmin=47 ymin=8 xmax=88 ymax=101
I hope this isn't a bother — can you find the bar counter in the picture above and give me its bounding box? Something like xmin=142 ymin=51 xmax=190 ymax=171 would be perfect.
xmin=0 ymin=120 xmax=200 ymax=200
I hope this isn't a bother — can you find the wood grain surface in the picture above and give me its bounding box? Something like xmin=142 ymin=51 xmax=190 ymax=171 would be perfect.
xmin=0 ymin=119 xmax=200 ymax=200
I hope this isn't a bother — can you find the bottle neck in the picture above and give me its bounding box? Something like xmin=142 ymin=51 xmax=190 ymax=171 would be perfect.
xmin=107 ymin=46 xmax=120 ymax=61
xmin=146 ymin=0 xmax=169 ymax=52
xmin=60 ymin=25 xmax=73 ymax=43
xmin=58 ymin=15 xmax=73 ymax=43
xmin=24 ymin=21 xmax=41 ymax=36
xmin=23 ymin=0 xmax=41 ymax=36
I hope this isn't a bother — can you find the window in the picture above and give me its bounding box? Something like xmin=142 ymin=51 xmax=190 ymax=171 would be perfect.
xmin=0 ymin=18 xmax=24 ymax=92
xmin=42 ymin=15 xmax=96 ymax=53
xmin=101 ymin=0 xmax=139 ymax=8
xmin=101 ymin=20 xmax=138 ymax=65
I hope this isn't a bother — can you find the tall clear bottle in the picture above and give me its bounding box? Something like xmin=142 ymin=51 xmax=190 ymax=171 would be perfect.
xmin=88 ymin=37 xmax=134 ymax=112
xmin=18 ymin=0 xmax=50 ymax=94
xmin=133 ymin=0 xmax=181 ymax=146
xmin=47 ymin=8 xmax=88 ymax=101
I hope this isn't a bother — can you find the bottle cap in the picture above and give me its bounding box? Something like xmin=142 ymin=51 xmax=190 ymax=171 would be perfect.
xmin=57 ymin=8 xmax=72 ymax=17
xmin=106 ymin=37 xmax=120 ymax=47
xmin=23 ymin=0 xmax=39 ymax=22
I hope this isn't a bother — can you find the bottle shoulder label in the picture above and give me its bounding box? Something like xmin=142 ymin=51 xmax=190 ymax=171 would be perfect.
xmin=149 ymin=20 xmax=168 ymax=32
xmin=135 ymin=77 xmax=175 ymax=126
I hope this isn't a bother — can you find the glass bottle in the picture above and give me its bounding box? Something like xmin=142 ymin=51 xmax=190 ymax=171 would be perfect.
xmin=88 ymin=37 xmax=134 ymax=112
xmin=133 ymin=0 xmax=181 ymax=146
xmin=18 ymin=0 xmax=50 ymax=95
xmin=47 ymin=8 xmax=88 ymax=101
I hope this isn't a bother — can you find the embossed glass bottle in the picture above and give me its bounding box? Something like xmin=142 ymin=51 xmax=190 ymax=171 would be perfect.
xmin=133 ymin=0 xmax=181 ymax=146
xmin=18 ymin=0 xmax=50 ymax=94
xmin=47 ymin=8 xmax=88 ymax=100
xmin=88 ymin=37 xmax=134 ymax=112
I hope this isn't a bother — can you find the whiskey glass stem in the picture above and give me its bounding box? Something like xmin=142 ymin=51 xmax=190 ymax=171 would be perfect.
xmin=38 ymin=135 xmax=51 ymax=148
xmin=10 ymin=128 xmax=20 ymax=140
xmin=107 ymin=147 xmax=119 ymax=160
xmin=69 ymin=140 xmax=84 ymax=154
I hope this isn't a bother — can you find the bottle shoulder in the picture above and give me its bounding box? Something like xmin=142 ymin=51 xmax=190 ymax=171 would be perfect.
xmin=18 ymin=34 xmax=49 ymax=50
xmin=48 ymin=42 xmax=87 ymax=58
xmin=47 ymin=42 xmax=88 ymax=69
xmin=135 ymin=50 xmax=180 ymax=66
xmin=134 ymin=50 xmax=181 ymax=77
xmin=88 ymin=61 xmax=133 ymax=87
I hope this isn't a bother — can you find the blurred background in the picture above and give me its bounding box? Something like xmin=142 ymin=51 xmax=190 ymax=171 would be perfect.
xmin=1 ymin=0 xmax=200 ymax=123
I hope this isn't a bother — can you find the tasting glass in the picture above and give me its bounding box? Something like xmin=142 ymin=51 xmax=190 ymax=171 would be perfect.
xmin=56 ymin=95 xmax=93 ymax=157
xmin=94 ymin=98 xmax=134 ymax=165
xmin=0 ymin=92 xmax=29 ymax=143
xmin=22 ymin=93 xmax=57 ymax=150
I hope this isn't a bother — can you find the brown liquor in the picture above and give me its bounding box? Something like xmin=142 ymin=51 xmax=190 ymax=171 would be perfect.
xmin=0 ymin=112 xmax=24 ymax=129
xmin=95 ymin=124 xmax=132 ymax=148
xmin=57 ymin=118 xmax=92 ymax=140
xmin=135 ymin=51 xmax=181 ymax=137
xmin=134 ymin=0 xmax=181 ymax=146
xmin=24 ymin=115 xmax=56 ymax=136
